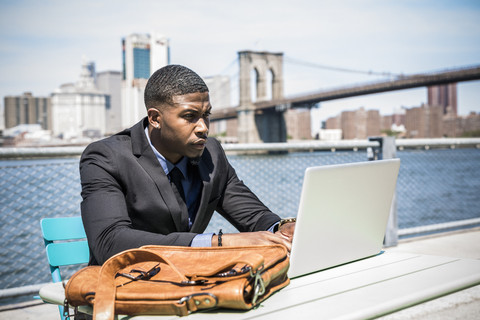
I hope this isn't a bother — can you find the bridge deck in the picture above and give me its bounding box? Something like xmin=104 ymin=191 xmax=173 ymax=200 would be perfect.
xmin=211 ymin=65 xmax=480 ymax=121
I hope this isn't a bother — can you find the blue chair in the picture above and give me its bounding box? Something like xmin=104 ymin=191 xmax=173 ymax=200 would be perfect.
xmin=41 ymin=216 xmax=90 ymax=320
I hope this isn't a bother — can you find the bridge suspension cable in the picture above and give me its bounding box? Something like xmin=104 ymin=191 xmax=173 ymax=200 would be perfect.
xmin=285 ymin=56 xmax=402 ymax=78
xmin=218 ymin=57 xmax=239 ymax=75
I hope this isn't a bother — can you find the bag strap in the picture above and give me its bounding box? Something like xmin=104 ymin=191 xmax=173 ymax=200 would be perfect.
xmin=93 ymin=249 xmax=188 ymax=320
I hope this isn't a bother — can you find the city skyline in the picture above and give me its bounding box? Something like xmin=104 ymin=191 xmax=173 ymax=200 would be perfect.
xmin=1 ymin=0 xmax=479 ymax=130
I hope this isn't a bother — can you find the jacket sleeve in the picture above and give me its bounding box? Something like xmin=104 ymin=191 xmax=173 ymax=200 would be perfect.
xmin=212 ymin=140 xmax=281 ymax=232
xmin=80 ymin=142 xmax=196 ymax=265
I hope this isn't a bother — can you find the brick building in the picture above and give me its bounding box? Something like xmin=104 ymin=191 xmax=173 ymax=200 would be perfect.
xmin=4 ymin=92 xmax=52 ymax=130
xmin=405 ymin=104 xmax=444 ymax=138
xmin=366 ymin=109 xmax=381 ymax=137
xmin=324 ymin=99 xmax=478 ymax=140
xmin=443 ymin=111 xmax=480 ymax=137
xmin=326 ymin=107 xmax=381 ymax=139
xmin=286 ymin=108 xmax=312 ymax=140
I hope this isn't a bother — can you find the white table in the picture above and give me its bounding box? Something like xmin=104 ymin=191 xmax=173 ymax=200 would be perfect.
xmin=39 ymin=251 xmax=480 ymax=319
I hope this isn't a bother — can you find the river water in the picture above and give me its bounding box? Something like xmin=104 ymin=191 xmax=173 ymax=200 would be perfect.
xmin=0 ymin=147 xmax=479 ymax=295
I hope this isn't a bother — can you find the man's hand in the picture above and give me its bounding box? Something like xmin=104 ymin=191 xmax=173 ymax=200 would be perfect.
xmin=213 ymin=231 xmax=292 ymax=252
xmin=275 ymin=221 xmax=295 ymax=243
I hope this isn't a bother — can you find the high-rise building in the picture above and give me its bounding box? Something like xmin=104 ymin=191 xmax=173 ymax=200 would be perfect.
xmin=121 ymin=33 xmax=170 ymax=128
xmin=4 ymin=92 xmax=51 ymax=130
xmin=51 ymin=59 xmax=107 ymax=139
xmin=427 ymin=83 xmax=457 ymax=115
xmin=97 ymin=71 xmax=122 ymax=134
xmin=86 ymin=61 xmax=96 ymax=84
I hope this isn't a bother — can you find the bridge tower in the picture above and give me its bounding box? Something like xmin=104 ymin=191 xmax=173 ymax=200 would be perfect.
xmin=237 ymin=51 xmax=285 ymax=143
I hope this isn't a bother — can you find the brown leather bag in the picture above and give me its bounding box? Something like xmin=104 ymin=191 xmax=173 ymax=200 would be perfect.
xmin=65 ymin=245 xmax=290 ymax=320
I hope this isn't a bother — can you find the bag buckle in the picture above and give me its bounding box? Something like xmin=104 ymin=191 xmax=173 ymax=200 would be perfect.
xmin=179 ymin=292 xmax=218 ymax=311
xmin=63 ymin=298 xmax=79 ymax=320
xmin=250 ymin=265 xmax=265 ymax=306
xmin=116 ymin=264 xmax=161 ymax=281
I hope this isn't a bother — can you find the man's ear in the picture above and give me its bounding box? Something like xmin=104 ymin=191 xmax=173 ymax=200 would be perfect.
xmin=147 ymin=108 xmax=162 ymax=129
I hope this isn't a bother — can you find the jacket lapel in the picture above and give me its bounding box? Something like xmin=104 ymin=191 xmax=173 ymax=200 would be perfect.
xmin=131 ymin=118 xmax=189 ymax=232
xmin=190 ymin=147 xmax=215 ymax=233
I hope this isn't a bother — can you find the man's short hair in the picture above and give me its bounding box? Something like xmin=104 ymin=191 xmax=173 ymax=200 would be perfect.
xmin=144 ymin=65 xmax=209 ymax=108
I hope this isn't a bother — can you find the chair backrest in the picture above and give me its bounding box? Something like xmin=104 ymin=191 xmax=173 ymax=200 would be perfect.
xmin=41 ymin=216 xmax=90 ymax=320
xmin=40 ymin=216 xmax=90 ymax=283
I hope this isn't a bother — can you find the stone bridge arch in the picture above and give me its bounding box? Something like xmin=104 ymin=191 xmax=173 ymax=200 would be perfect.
xmin=239 ymin=51 xmax=284 ymax=105
xmin=238 ymin=51 xmax=285 ymax=143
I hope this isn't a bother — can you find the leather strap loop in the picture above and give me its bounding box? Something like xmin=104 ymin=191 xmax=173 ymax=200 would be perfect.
xmin=93 ymin=249 xmax=188 ymax=320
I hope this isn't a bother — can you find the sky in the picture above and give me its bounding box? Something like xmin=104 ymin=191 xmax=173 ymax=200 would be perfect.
xmin=1 ymin=0 xmax=479 ymax=130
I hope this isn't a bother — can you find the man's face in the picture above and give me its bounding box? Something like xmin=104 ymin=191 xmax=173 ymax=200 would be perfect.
xmin=149 ymin=91 xmax=211 ymax=164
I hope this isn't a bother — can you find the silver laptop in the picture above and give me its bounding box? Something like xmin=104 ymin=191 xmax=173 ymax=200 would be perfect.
xmin=288 ymin=159 xmax=401 ymax=278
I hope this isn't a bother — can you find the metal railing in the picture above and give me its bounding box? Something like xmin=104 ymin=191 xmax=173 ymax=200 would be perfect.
xmin=2 ymin=138 xmax=478 ymax=159
xmin=0 ymin=137 xmax=479 ymax=301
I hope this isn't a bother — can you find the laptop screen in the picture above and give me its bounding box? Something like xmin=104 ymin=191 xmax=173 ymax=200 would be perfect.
xmin=288 ymin=159 xmax=400 ymax=278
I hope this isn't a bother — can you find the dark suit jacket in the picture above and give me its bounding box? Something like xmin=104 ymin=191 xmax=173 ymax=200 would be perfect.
xmin=80 ymin=118 xmax=280 ymax=265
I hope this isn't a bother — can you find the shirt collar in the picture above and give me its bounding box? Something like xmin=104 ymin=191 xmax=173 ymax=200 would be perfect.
xmin=144 ymin=126 xmax=188 ymax=178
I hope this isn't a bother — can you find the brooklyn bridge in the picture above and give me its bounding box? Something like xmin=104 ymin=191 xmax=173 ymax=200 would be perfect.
xmin=210 ymin=51 xmax=480 ymax=143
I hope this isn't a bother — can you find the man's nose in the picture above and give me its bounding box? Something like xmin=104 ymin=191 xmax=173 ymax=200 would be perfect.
xmin=196 ymin=118 xmax=209 ymax=135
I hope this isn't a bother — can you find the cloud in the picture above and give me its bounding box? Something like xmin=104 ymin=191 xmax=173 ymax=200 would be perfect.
xmin=0 ymin=0 xmax=479 ymax=115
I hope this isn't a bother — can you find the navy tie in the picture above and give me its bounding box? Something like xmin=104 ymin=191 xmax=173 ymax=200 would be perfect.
xmin=169 ymin=167 xmax=185 ymax=202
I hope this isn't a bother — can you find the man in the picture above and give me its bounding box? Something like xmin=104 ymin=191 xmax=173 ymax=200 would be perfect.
xmin=80 ymin=65 xmax=295 ymax=265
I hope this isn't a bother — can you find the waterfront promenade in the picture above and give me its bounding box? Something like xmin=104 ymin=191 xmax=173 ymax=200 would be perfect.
xmin=1 ymin=227 xmax=479 ymax=320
